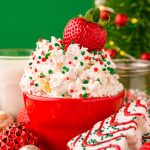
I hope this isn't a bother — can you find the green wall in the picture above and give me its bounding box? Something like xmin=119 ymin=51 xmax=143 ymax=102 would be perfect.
xmin=0 ymin=0 xmax=92 ymax=49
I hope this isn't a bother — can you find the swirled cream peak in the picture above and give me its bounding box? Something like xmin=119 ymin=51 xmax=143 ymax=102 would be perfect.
xmin=20 ymin=36 xmax=123 ymax=98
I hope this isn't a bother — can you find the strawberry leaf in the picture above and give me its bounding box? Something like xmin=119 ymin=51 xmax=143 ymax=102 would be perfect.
xmin=85 ymin=8 xmax=95 ymax=22
xmin=93 ymin=8 xmax=100 ymax=22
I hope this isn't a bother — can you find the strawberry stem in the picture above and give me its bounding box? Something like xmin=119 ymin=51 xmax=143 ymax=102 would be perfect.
xmin=84 ymin=7 xmax=110 ymax=28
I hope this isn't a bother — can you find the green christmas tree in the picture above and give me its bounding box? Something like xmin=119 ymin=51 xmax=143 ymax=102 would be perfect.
xmin=100 ymin=0 xmax=150 ymax=58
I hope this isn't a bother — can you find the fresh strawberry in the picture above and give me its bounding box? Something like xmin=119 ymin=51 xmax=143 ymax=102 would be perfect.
xmin=140 ymin=142 xmax=150 ymax=150
xmin=0 ymin=122 xmax=39 ymax=150
xmin=63 ymin=8 xmax=107 ymax=51
xmin=17 ymin=107 xmax=30 ymax=123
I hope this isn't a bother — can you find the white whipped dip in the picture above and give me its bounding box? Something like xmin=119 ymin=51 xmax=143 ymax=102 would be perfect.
xmin=20 ymin=36 xmax=123 ymax=98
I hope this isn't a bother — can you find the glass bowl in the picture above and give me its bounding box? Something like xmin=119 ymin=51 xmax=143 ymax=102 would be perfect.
xmin=23 ymin=91 xmax=125 ymax=150
xmin=0 ymin=49 xmax=32 ymax=116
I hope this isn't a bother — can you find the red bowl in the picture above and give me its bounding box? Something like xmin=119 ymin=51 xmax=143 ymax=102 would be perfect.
xmin=23 ymin=91 xmax=125 ymax=150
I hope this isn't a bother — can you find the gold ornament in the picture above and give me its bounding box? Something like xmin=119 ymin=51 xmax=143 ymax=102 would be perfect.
xmin=120 ymin=50 xmax=125 ymax=56
xmin=109 ymin=41 xmax=114 ymax=46
xmin=131 ymin=18 xmax=138 ymax=24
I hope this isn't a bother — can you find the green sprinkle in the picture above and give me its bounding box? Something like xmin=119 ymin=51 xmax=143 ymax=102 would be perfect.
xmin=107 ymin=61 xmax=111 ymax=65
xmin=71 ymin=41 xmax=75 ymax=44
xmin=48 ymin=70 xmax=53 ymax=74
xmin=103 ymin=68 xmax=106 ymax=71
xmin=29 ymin=62 xmax=32 ymax=65
xmin=63 ymin=66 xmax=69 ymax=72
xmin=110 ymin=68 xmax=115 ymax=75
xmin=96 ymin=78 xmax=100 ymax=82
xmin=82 ymin=87 xmax=86 ymax=90
xmin=81 ymin=51 xmax=85 ymax=56
xmin=92 ymin=57 xmax=96 ymax=60
xmin=40 ymin=72 xmax=45 ymax=78
xmin=80 ymin=62 xmax=84 ymax=66
xmin=54 ymin=43 xmax=60 ymax=46
xmin=29 ymin=76 xmax=32 ymax=80
xmin=65 ymin=68 xmax=69 ymax=72
xmin=107 ymin=67 xmax=111 ymax=71
xmin=38 ymin=56 xmax=41 ymax=59
xmin=34 ymin=83 xmax=39 ymax=87
xmin=82 ymin=80 xmax=88 ymax=84
xmin=61 ymin=45 xmax=65 ymax=50
xmin=98 ymin=52 xmax=102 ymax=55
xmin=63 ymin=66 xmax=67 ymax=70
xmin=62 ymin=71 xmax=65 ymax=74
xmin=132 ymin=117 xmax=137 ymax=120
xmin=61 ymin=93 xmax=65 ymax=97
xmin=116 ymin=138 xmax=121 ymax=141
xmin=62 ymin=51 xmax=65 ymax=55
xmin=82 ymin=92 xmax=88 ymax=98
xmin=45 ymin=52 xmax=50 ymax=59
xmin=74 ymin=56 xmax=78 ymax=60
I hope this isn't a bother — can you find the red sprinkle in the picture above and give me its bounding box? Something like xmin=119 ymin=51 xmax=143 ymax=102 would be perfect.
xmin=57 ymin=47 xmax=60 ymax=50
xmin=84 ymin=56 xmax=91 ymax=60
xmin=79 ymin=94 xmax=82 ymax=98
xmin=68 ymin=61 xmax=72 ymax=64
xmin=34 ymin=68 xmax=37 ymax=72
xmin=88 ymin=93 xmax=91 ymax=97
xmin=70 ymin=89 xmax=74 ymax=93
xmin=41 ymin=51 xmax=45 ymax=55
xmin=94 ymin=67 xmax=98 ymax=72
xmin=32 ymin=55 xmax=36 ymax=60
xmin=66 ymin=77 xmax=70 ymax=80
xmin=49 ymin=45 xmax=53 ymax=50
xmin=42 ymin=58 xmax=46 ymax=62
xmin=38 ymin=38 xmax=43 ymax=42
xmin=96 ymin=58 xmax=99 ymax=61
xmin=37 ymin=61 xmax=40 ymax=64
xmin=100 ymin=61 xmax=104 ymax=65
xmin=30 ymin=82 xmax=34 ymax=86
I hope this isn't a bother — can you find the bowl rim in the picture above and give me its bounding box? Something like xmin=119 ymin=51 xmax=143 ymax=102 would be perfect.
xmin=23 ymin=90 xmax=125 ymax=102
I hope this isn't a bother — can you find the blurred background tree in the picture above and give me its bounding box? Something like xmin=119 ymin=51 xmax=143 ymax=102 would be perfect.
xmin=98 ymin=0 xmax=150 ymax=59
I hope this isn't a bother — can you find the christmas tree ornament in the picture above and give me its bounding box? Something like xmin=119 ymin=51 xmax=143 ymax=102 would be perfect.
xmin=0 ymin=122 xmax=39 ymax=149
xmin=63 ymin=8 xmax=107 ymax=51
xmin=140 ymin=142 xmax=150 ymax=150
xmin=17 ymin=107 xmax=30 ymax=123
xmin=131 ymin=18 xmax=138 ymax=24
xmin=100 ymin=10 xmax=110 ymax=20
xmin=105 ymin=0 xmax=150 ymax=58
xmin=141 ymin=53 xmax=150 ymax=60
xmin=109 ymin=40 xmax=114 ymax=46
xmin=0 ymin=111 xmax=14 ymax=132
xmin=114 ymin=13 xmax=128 ymax=27
xmin=107 ymin=49 xmax=117 ymax=58
xmin=19 ymin=145 xmax=40 ymax=150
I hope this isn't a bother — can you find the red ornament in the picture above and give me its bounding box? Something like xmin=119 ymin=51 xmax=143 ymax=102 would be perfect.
xmin=115 ymin=13 xmax=128 ymax=27
xmin=63 ymin=17 xmax=107 ymax=51
xmin=141 ymin=52 xmax=150 ymax=60
xmin=0 ymin=122 xmax=39 ymax=149
xmin=17 ymin=107 xmax=30 ymax=123
xmin=107 ymin=49 xmax=117 ymax=58
xmin=100 ymin=10 xmax=110 ymax=20
xmin=140 ymin=142 xmax=150 ymax=150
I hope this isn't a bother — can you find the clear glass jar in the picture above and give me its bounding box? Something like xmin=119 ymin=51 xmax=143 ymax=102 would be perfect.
xmin=114 ymin=59 xmax=150 ymax=108
xmin=0 ymin=49 xmax=32 ymax=116
xmin=114 ymin=59 xmax=150 ymax=92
